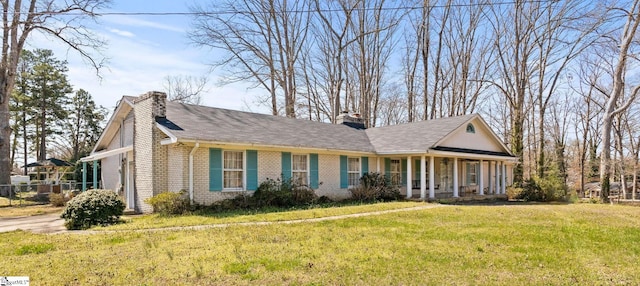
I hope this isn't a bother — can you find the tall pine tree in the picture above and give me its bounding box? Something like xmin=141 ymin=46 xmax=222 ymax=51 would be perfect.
xmin=66 ymin=89 xmax=106 ymax=162
xmin=27 ymin=49 xmax=72 ymax=161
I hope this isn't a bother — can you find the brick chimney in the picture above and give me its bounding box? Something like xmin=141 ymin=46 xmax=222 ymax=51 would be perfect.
xmin=135 ymin=91 xmax=167 ymax=119
xmin=150 ymin=91 xmax=167 ymax=118
xmin=337 ymin=111 xmax=366 ymax=130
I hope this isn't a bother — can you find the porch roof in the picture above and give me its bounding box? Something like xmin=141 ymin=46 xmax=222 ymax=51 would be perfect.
xmin=430 ymin=146 xmax=514 ymax=158
xmin=365 ymin=114 xmax=477 ymax=153
xmin=81 ymin=145 xmax=133 ymax=162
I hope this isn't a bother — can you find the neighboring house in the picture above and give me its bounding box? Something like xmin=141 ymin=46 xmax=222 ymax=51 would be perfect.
xmin=81 ymin=91 xmax=516 ymax=213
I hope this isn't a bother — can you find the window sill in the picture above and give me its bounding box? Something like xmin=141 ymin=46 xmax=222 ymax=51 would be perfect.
xmin=222 ymin=189 xmax=248 ymax=193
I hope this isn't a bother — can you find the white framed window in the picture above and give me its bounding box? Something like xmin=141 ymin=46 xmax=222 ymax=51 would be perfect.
xmin=292 ymin=154 xmax=308 ymax=185
xmin=223 ymin=150 xmax=244 ymax=189
xmin=390 ymin=159 xmax=401 ymax=186
xmin=348 ymin=157 xmax=360 ymax=187
xmin=467 ymin=162 xmax=478 ymax=185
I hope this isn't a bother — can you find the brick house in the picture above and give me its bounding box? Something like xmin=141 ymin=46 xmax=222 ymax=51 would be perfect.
xmin=82 ymin=91 xmax=516 ymax=213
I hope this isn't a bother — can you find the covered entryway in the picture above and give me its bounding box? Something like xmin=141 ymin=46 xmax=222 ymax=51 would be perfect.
xmin=81 ymin=145 xmax=135 ymax=209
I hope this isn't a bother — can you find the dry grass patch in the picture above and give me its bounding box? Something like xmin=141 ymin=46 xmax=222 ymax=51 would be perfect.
xmin=0 ymin=203 xmax=638 ymax=285
xmin=0 ymin=204 xmax=64 ymax=218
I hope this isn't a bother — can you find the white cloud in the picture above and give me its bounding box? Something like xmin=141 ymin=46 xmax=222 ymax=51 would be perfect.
xmin=18 ymin=5 xmax=268 ymax=116
xmin=103 ymin=14 xmax=185 ymax=33
xmin=108 ymin=28 xmax=135 ymax=38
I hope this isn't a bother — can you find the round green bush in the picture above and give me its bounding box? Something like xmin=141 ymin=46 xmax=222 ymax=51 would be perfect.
xmin=60 ymin=189 xmax=125 ymax=230
xmin=145 ymin=190 xmax=190 ymax=215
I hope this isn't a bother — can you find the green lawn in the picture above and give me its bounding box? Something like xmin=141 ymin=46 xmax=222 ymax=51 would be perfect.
xmin=100 ymin=201 xmax=424 ymax=230
xmin=0 ymin=203 xmax=638 ymax=285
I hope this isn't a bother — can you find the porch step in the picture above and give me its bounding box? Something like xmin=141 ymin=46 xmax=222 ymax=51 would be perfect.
xmin=123 ymin=208 xmax=136 ymax=215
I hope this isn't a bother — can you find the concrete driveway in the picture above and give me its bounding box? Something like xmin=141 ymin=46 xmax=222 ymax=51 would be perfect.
xmin=0 ymin=213 xmax=66 ymax=234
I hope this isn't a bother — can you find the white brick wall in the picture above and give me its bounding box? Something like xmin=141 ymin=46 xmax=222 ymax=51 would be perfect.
xmin=317 ymin=154 xmax=350 ymax=199
xmin=258 ymin=151 xmax=281 ymax=182
xmin=189 ymin=149 xmax=359 ymax=205
xmin=133 ymin=92 xmax=169 ymax=213
xmin=191 ymin=148 xmax=245 ymax=205
xmin=167 ymin=146 xmax=188 ymax=192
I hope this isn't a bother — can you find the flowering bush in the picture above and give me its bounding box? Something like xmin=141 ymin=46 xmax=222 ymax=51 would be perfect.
xmin=60 ymin=189 xmax=125 ymax=230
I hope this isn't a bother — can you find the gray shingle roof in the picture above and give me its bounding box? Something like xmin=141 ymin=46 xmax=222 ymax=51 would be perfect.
xmin=160 ymin=101 xmax=480 ymax=154
xmin=365 ymin=114 xmax=476 ymax=153
xmin=163 ymin=102 xmax=375 ymax=152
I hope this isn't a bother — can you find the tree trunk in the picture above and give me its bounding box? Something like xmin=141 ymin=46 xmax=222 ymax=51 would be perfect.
xmin=0 ymin=92 xmax=10 ymax=185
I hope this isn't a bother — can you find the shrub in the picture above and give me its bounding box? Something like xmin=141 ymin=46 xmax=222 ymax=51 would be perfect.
xmin=506 ymin=187 xmax=523 ymax=200
xmin=145 ymin=190 xmax=190 ymax=215
xmin=350 ymin=173 xmax=400 ymax=202
xmin=60 ymin=189 xmax=125 ymax=230
xmin=49 ymin=193 xmax=68 ymax=207
xmin=515 ymin=177 xmax=566 ymax=202
xmin=252 ymin=177 xmax=317 ymax=207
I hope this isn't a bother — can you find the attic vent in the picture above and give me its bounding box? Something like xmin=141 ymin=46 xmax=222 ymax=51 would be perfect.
xmin=466 ymin=123 xmax=475 ymax=133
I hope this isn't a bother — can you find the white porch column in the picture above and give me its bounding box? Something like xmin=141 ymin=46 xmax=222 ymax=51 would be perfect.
xmin=500 ymin=161 xmax=507 ymax=195
xmin=406 ymin=156 xmax=412 ymax=199
xmin=494 ymin=161 xmax=499 ymax=194
xmin=376 ymin=157 xmax=381 ymax=173
xmin=479 ymin=159 xmax=484 ymax=195
xmin=429 ymin=156 xmax=435 ymax=199
xmin=453 ymin=158 xmax=459 ymax=197
xmin=420 ymin=155 xmax=426 ymax=200
xmin=488 ymin=161 xmax=492 ymax=194
xmin=496 ymin=161 xmax=500 ymax=195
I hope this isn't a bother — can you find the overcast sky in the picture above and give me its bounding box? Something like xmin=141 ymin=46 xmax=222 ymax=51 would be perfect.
xmin=30 ymin=0 xmax=264 ymax=115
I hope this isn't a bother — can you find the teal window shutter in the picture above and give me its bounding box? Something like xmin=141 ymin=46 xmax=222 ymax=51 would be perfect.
xmin=340 ymin=155 xmax=348 ymax=188
xmin=401 ymin=159 xmax=407 ymax=186
xmin=384 ymin=158 xmax=391 ymax=179
xmin=310 ymin=153 xmax=319 ymax=189
xmin=246 ymin=150 xmax=258 ymax=191
xmin=281 ymin=152 xmax=292 ymax=181
xmin=414 ymin=159 xmax=421 ymax=181
xmin=361 ymin=157 xmax=369 ymax=175
xmin=209 ymin=148 xmax=222 ymax=191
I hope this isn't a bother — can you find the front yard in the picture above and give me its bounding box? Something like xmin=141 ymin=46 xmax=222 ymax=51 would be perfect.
xmin=0 ymin=203 xmax=638 ymax=284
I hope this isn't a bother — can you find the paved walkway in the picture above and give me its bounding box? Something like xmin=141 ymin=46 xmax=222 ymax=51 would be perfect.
xmin=0 ymin=213 xmax=66 ymax=234
xmin=0 ymin=204 xmax=444 ymax=234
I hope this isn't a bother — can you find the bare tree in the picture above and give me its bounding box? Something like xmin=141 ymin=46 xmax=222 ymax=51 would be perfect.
xmin=624 ymin=110 xmax=640 ymax=200
xmin=311 ymin=0 xmax=358 ymax=123
xmin=484 ymin=0 xmax=600 ymax=184
xmin=570 ymin=57 xmax=604 ymax=195
xmin=596 ymin=0 xmax=640 ymax=201
xmin=346 ymin=0 xmax=402 ymax=127
xmin=377 ymin=83 xmax=407 ymax=126
xmin=189 ymin=0 xmax=309 ymax=117
xmin=162 ymin=74 xmax=208 ymax=105
xmin=0 ymin=0 xmax=108 ymax=186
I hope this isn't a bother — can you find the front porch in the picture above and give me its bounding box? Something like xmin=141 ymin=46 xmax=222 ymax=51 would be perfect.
xmin=374 ymin=154 xmax=513 ymax=201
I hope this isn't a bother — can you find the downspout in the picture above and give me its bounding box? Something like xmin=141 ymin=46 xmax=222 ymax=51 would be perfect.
xmin=188 ymin=142 xmax=199 ymax=204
